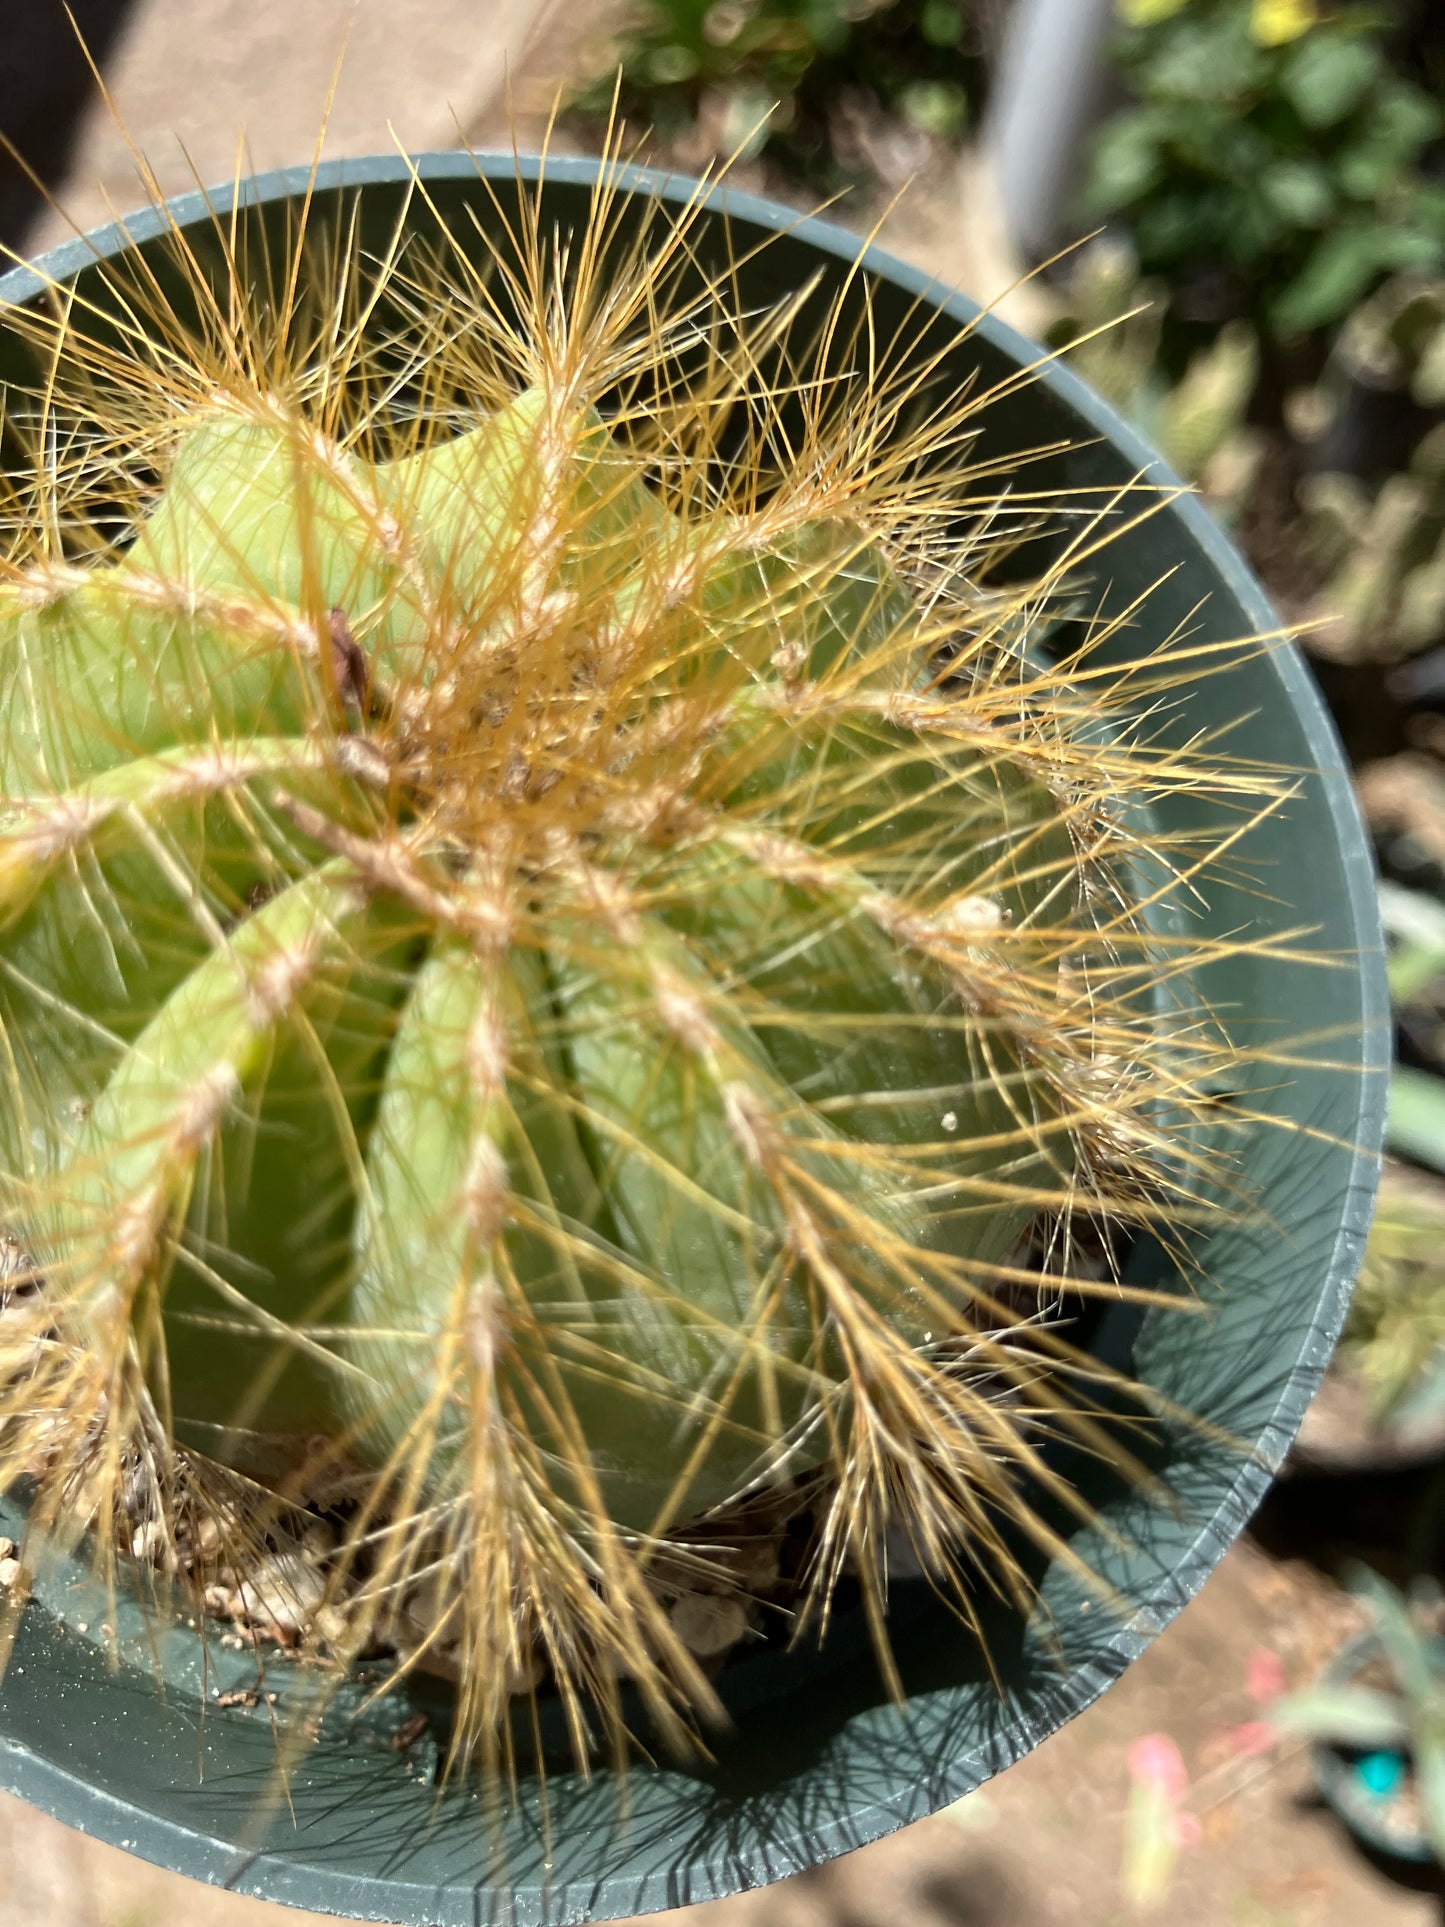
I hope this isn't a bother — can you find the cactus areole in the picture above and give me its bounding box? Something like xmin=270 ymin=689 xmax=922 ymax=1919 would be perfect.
xmin=0 ymin=155 xmax=1385 ymax=1925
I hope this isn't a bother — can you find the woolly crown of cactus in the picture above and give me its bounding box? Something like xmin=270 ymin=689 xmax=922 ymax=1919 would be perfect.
xmin=0 ymin=155 xmax=1301 ymax=1771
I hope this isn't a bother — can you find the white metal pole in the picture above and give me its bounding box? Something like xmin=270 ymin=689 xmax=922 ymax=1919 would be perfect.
xmin=984 ymin=0 xmax=1118 ymax=262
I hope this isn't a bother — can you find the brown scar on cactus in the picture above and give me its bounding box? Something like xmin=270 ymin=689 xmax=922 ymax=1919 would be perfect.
xmin=0 ymin=129 xmax=1346 ymax=1785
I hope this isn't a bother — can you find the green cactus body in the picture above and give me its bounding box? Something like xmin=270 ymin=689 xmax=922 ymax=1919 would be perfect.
xmin=0 ymin=143 xmax=1322 ymax=1775
xmin=0 ymin=371 xmax=1083 ymax=1545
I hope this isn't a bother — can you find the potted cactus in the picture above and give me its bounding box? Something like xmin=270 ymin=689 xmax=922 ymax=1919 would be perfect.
xmin=1273 ymin=1569 xmax=1445 ymax=1869
xmin=1293 ymin=1162 xmax=1445 ymax=1471
xmin=0 ymin=149 xmax=1385 ymax=1924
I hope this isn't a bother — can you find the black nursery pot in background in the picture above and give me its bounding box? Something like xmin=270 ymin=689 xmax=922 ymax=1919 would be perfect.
xmin=0 ymin=154 xmax=1388 ymax=1926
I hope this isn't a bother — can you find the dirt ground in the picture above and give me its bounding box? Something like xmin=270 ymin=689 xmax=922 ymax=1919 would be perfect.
xmin=0 ymin=1538 xmax=1436 ymax=1927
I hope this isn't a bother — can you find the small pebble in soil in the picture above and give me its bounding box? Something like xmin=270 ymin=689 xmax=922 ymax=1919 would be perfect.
xmin=670 ymin=1592 xmax=752 ymax=1657
xmin=213 ymin=1687 xmax=278 ymax=1709
xmin=313 ymin=1604 xmax=349 ymax=1648
xmin=236 ymin=1552 xmax=325 ymax=1639
xmin=131 ymin=1519 xmax=179 ymax=1572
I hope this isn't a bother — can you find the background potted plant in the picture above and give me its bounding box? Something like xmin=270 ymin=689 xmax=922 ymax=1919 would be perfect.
xmin=1273 ymin=1567 xmax=1445 ymax=1868
xmin=1289 ymin=1161 xmax=1445 ymax=1472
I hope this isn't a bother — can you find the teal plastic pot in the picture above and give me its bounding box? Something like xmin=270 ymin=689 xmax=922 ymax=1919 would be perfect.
xmin=0 ymin=155 xmax=1387 ymax=1925
xmin=1310 ymin=1630 xmax=1435 ymax=1868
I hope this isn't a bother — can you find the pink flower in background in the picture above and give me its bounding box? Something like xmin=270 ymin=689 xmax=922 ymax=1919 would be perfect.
xmin=1123 ymin=1732 xmax=1199 ymax=1909
xmin=1246 ymin=1648 xmax=1287 ymax=1705
xmin=1216 ymin=1719 xmax=1276 ymax=1760
xmin=1201 ymin=1649 xmax=1288 ymax=1764
xmin=1128 ymin=1733 xmax=1189 ymax=1802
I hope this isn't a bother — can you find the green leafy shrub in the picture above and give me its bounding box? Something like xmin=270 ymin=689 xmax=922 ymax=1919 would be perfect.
xmin=572 ymin=0 xmax=988 ymax=189
xmin=1083 ymin=2 xmax=1445 ymax=361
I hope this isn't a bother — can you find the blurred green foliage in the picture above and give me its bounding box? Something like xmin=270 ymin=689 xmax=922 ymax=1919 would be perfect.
xmin=1043 ymin=239 xmax=1265 ymax=518
xmin=1082 ymin=2 xmax=1445 ymax=358
xmin=1051 ymin=252 xmax=1445 ymax=654
xmin=1343 ymin=1161 xmax=1445 ymax=1424
xmin=1293 ymin=278 xmax=1445 ymax=659
xmin=572 ymin=0 xmax=988 ymax=188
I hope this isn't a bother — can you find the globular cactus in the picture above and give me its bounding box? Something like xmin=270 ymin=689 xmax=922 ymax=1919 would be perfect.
xmin=1052 ymin=249 xmax=1261 ymax=518
xmin=0 ymin=164 xmax=1293 ymax=1774
xmin=1155 ymin=320 xmax=1262 ymax=513
xmin=1295 ymin=275 xmax=1445 ymax=661
xmin=1342 ymin=1164 xmax=1445 ymax=1428
xmin=1302 ymin=470 xmax=1432 ymax=658
xmin=1049 ymin=238 xmax=1166 ymax=417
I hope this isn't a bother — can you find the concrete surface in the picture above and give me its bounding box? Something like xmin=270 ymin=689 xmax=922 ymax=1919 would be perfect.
xmin=19 ymin=0 xmax=578 ymax=257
